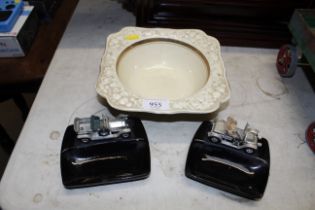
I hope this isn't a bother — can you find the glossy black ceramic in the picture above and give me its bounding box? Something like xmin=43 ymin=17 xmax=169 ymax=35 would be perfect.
xmin=185 ymin=121 xmax=270 ymax=200
xmin=60 ymin=117 xmax=150 ymax=189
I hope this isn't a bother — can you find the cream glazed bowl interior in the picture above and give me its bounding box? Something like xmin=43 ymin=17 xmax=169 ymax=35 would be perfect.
xmin=96 ymin=27 xmax=230 ymax=114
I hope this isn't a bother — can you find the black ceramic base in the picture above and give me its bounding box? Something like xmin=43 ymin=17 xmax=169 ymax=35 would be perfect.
xmin=185 ymin=121 xmax=270 ymax=200
xmin=60 ymin=117 xmax=150 ymax=189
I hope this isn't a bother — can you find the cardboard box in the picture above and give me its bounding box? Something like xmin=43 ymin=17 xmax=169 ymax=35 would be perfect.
xmin=0 ymin=6 xmax=39 ymax=57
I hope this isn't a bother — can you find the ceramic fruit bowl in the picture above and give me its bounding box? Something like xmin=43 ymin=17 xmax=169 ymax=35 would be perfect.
xmin=96 ymin=27 xmax=230 ymax=114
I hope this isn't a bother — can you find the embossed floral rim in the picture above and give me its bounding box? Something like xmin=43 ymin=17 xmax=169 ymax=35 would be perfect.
xmin=96 ymin=27 xmax=230 ymax=114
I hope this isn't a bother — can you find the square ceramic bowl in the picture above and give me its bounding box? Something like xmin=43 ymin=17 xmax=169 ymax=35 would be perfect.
xmin=96 ymin=27 xmax=230 ymax=114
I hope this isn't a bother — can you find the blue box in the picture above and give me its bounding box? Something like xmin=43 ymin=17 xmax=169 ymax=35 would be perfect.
xmin=0 ymin=6 xmax=38 ymax=57
xmin=0 ymin=0 xmax=24 ymax=32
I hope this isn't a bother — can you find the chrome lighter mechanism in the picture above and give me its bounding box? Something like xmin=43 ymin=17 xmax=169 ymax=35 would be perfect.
xmin=74 ymin=115 xmax=131 ymax=142
xmin=185 ymin=117 xmax=270 ymax=200
xmin=60 ymin=115 xmax=150 ymax=189
xmin=208 ymin=117 xmax=260 ymax=154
